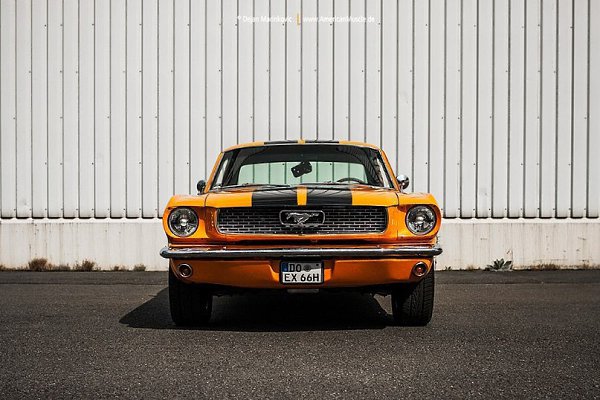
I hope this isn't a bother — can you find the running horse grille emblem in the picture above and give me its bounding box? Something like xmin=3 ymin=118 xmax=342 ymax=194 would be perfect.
xmin=279 ymin=210 xmax=326 ymax=228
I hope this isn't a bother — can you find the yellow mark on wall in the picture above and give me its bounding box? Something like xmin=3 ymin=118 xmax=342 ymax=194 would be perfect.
xmin=296 ymin=13 xmax=301 ymax=25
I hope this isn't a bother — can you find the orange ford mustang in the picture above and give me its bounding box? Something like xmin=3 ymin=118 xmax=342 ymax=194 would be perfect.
xmin=160 ymin=140 xmax=442 ymax=326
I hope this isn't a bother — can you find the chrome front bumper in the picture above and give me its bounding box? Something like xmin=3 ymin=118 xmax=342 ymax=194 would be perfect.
xmin=160 ymin=245 xmax=442 ymax=259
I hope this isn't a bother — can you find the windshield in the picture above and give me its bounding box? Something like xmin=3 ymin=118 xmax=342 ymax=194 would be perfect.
xmin=210 ymin=144 xmax=394 ymax=189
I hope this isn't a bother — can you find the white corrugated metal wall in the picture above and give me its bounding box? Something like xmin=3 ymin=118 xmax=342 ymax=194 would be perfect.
xmin=0 ymin=0 xmax=599 ymax=221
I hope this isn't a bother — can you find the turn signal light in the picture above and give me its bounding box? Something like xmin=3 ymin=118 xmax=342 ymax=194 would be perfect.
xmin=178 ymin=263 xmax=193 ymax=278
xmin=412 ymin=262 xmax=428 ymax=277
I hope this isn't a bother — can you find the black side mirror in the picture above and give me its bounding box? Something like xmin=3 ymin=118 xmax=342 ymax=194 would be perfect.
xmin=397 ymin=175 xmax=410 ymax=192
xmin=196 ymin=180 xmax=206 ymax=194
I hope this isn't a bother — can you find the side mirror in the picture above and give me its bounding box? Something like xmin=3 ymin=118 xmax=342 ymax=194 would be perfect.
xmin=196 ymin=180 xmax=206 ymax=194
xmin=397 ymin=175 xmax=410 ymax=192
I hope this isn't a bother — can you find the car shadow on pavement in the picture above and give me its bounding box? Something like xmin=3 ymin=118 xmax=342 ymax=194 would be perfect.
xmin=120 ymin=288 xmax=394 ymax=332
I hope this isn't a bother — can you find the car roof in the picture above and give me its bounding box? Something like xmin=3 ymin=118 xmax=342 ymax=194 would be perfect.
xmin=223 ymin=140 xmax=382 ymax=152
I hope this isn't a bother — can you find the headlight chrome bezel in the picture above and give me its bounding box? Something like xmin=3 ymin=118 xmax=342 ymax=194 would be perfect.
xmin=405 ymin=205 xmax=437 ymax=236
xmin=168 ymin=207 xmax=199 ymax=237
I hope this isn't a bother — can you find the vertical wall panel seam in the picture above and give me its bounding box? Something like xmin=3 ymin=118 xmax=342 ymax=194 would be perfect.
xmin=395 ymin=0 xmax=399 ymax=174
xmin=284 ymin=0 xmax=287 ymax=140
xmin=347 ymin=0 xmax=351 ymax=140
xmin=268 ymin=0 xmax=271 ymax=141
xmin=378 ymin=0 xmax=382 ymax=147
xmin=46 ymin=0 xmax=49 ymax=216
xmin=62 ymin=0 xmax=65 ymax=216
xmin=188 ymin=0 xmax=191 ymax=193
xmin=502 ymin=0 xmax=509 ymax=216
xmin=504 ymin=2 xmax=510 ymax=217
xmin=15 ymin=0 xmax=18 ymax=216
xmin=0 ymin=0 xmax=2 ymax=216
xmin=203 ymin=0 xmax=207 ymax=175
xmin=379 ymin=0 xmax=383 ymax=152
xmin=585 ymin=0 xmax=590 ymax=217
xmin=553 ymin=0 xmax=559 ymax=218
xmin=569 ymin=0 xmax=574 ymax=217
xmin=522 ymin=0 xmax=526 ymax=218
xmin=538 ymin=0 xmax=542 ymax=217
xmin=332 ymin=0 xmax=335 ymax=140
xmin=459 ymin=0 xmax=464 ymax=216
xmin=427 ymin=0 xmax=431 ymax=192
xmin=538 ymin=0 xmax=543 ymax=217
xmin=361 ymin=0 xmax=365 ymax=142
xmin=93 ymin=0 xmax=97 ymax=216
xmin=363 ymin=0 xmax=367 ymax=143
xmin=109 ymin=0 xmax=112 ymax=217
xmin=491 ymin=0 xmax=495 ymax=216
xmin=141 ymin=0 xmax=146 ymax=205
xmin=443 ymin=0 xmax=448 ymax=213
xmin=171 ymin=0 xmax=174 ymax=194
xmin=411 ymin=0 xmax=415 ymax=186
xmin=475 ymin=0 xmax=479 ymax=217
xmin=125 ymin=0 xmax=129 ymax=215
xmin=220 ymin=0 xmax=223 ymax=149
xmin=30 ymin=0 xmax=34 ymax=217
xmin=236 ymin=0 xmax=239 ymax=144
xmin=78 ymin=0 xmax=81 ymax=216
xmin=156 ymin=0 xmax=160 ymax=214
xmin=315 ymin=0 xmax=319 ymax=139
xmin=507 ymin=0 xmax=511 ymax=217
xmin=139 ymin=1 xmax=144 ymax=210
xmin=252 ymin=0 xmax=255 ymax=141
xmin=300 ymin=0 xmax=303 ymax=138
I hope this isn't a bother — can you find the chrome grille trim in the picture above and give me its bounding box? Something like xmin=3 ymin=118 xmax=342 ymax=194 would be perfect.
xmin=217 ymin=206 xmax=388 ymax=235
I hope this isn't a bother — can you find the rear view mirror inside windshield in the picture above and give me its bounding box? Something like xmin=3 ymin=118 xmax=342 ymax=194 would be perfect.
xmin=291 ymin=161 xmax=313 ymax=178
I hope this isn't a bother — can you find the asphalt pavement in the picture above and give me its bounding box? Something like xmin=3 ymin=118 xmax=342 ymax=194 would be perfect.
xmin=0 ymin=270 xmax=599 ymax=399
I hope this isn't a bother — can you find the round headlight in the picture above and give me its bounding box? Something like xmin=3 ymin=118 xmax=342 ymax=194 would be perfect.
xmin=406 ymin=205 xmax=437 ymax=235
xmin=168 ymin=207 xmax=199 ymax=237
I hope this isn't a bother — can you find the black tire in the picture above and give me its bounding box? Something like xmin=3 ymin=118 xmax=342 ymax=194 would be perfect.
xmin=169 ymin=267 xmax=212 ymax=326
xmin=391 ymin=267 xmax=435 ymax=326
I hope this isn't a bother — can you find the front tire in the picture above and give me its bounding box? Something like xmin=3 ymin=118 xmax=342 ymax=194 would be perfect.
xmin=169 ymin=267 xmax=212 ymax=326
xmin=391 ymin=267 xmax=434 ymax=326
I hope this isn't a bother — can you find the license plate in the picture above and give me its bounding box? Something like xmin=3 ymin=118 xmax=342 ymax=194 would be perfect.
xmin=280 ymin=261 xmax=323 ymax=284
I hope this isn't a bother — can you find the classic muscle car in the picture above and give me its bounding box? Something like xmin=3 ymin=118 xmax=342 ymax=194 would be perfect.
xmin=160 ymin=140 xmax=442 ymax=326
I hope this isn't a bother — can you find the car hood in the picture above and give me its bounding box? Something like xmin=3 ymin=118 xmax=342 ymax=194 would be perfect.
xmin=203 ymin=185 xmax=400 ymax=208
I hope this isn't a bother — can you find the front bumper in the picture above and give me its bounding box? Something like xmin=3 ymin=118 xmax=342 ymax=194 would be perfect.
xmin=160 ymin=244 xmax=443 ymax=259
xmin=161 ymin=244 xmax=442 ymax=288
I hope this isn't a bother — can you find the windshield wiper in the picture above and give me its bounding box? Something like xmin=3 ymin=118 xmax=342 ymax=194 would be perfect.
xmin=301 ymin=182 xmax=385 ymax=189
xmin=217 ymin=183 xmax=292 ymax=189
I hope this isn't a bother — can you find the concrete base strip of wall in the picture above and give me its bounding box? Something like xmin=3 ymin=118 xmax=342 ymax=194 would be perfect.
xmin=0 ymin=219 xmax=598 ymax=271
xmin=438 ymin=219 xmax=599 ymax=270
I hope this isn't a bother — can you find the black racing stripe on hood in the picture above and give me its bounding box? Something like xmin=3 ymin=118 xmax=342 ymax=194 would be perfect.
xmin=306 ymin=188 xmax=352 ymax=205
xmin=251 ymin=188 xmax=298 ymax=206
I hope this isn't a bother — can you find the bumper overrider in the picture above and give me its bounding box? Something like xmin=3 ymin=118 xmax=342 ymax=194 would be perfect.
xmin=160 ymin=244 xmax=442 ymax=289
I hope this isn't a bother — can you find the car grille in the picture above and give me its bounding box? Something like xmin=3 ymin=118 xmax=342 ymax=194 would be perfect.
xmin=217 ymin=206 xmax=388 ymax=235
